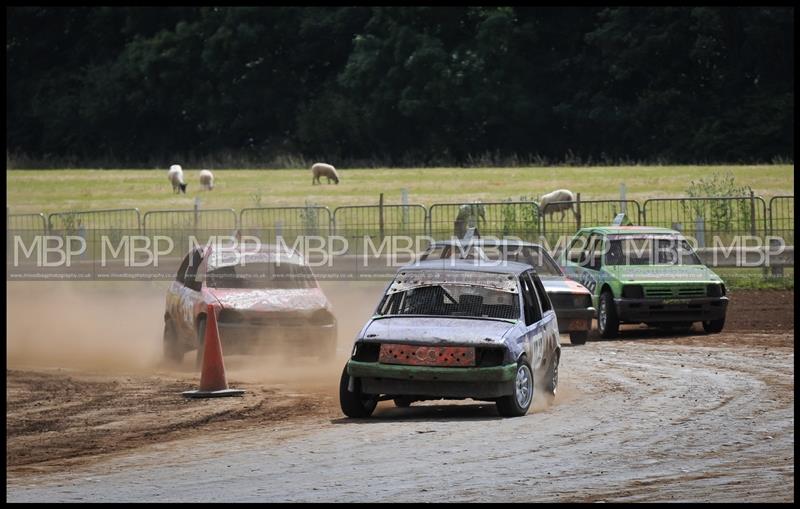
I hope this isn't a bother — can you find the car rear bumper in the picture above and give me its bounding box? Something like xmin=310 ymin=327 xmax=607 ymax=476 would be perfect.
xmin=553 ymin=306 xmax=595 ymax=332
xmin=615 ymin=296 xmax=728 ymax=323
xmin=217 ymin=323 xmax=336 ymax=356
xmin=346 ymin=360 xmax=517 ymax=399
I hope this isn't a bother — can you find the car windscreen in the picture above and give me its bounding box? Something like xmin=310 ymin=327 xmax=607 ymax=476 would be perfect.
xmin=205 ymin=262 xmax=317 ymax=289
xmin=378 ymin=284 xmax=519 ymax=320
xmin=605 ymin=235 xmax=702 ymax=266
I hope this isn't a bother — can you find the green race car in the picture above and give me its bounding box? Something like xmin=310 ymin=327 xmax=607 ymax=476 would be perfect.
xmin=560 ymin=226 xmax=728 ymax=338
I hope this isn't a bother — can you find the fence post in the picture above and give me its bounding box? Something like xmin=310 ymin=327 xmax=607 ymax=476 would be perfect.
xmin=769 ymin=237 xmax=784 ymax=278
xmin=695 ymin=216 xmax=705 ymax=248
xmin=194 ymin=197 xmax=200 ymax=230
xmin=378 ymin=193 xmax=385 ymax=242
xmin=620 ymin=183 xmax=627 ymax=214
xmin=401 ymin=188 xmax=409 ymax=228
xmin=540 ymin=203 xmax=547 ymax=239
xmin=749 ymin=190 xmax=757 ymax=237
xmin=576 ymin=193 xmax=582 ymax=231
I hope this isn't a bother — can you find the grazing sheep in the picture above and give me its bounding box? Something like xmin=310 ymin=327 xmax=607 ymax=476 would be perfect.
xmin=199 ymin=169 xmax=215 ymax=190
xmin=539 ymin=189 xmax=576 ymax=222
xmin=167 ymin=164 xmax=187 ymax=194
xmin=454 ymin=201 xmax=486 ymax=239
xmin=311 ymin=162 xmax=339 ymax=185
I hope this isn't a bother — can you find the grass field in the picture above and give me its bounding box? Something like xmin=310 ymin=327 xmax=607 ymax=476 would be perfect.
xmin=6 ymin=165 xmax=794 ymax=215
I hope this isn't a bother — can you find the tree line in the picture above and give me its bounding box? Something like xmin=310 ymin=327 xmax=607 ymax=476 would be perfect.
xmin=6 ymin=6 xmax=794 ymax=167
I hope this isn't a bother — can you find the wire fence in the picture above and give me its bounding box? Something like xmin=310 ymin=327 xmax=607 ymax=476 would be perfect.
xmin=641 ymin=195 xmax=768 ymax=247
xmin=540 ymin=199 xmax=642 ymax=247
xmin=143 ymin=208 xmax=238 ymax=256
xmin=428 ymin=201 xmax=542 ymax=243
xmin=769 ymin=195 xmax=794 ymax=245
xmin=334 ymin=204 xmax=428 ymax=253
xmin=240 ymin=206 xmax=332 ymax=247
xmin=7 ymin=195 xmax=795 ymax=261
xmin=44 ymin=208 xmax=141 ymax=258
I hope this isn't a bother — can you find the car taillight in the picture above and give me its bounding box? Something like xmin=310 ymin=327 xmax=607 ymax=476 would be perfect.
xmin=310 ymin=309 xmax=335 ymax=325
xmin=622 ymin=285 xmax=644 ymax=299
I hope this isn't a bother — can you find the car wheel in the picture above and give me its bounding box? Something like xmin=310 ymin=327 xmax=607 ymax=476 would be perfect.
xmin=162 ymin=320 xmax=184 ymax=365
xmin=569 ymin=330 xmax=588 ymax=345
xmin=195 ymin=317 xmax=206 ymax=369
xmin=598 ymin=290 xmax=619 ymax=339
xmin=393 ymin=397 xmax=413 ymax=408
xmin=703 ymin=316 xmax=725 ymax=334
xmin=339 ymin=365 xmax=378 ymax=418
xmin=545 ymin=351 xmax=560 ymax=396
xmin=496 ymin=359 xmax=534 ymax=417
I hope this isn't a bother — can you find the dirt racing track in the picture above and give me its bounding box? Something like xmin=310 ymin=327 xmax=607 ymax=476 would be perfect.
xmin=5 ymin=285 xmax=795 ymax=502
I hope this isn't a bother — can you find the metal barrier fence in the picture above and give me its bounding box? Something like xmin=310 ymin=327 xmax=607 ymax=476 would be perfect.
xmin=7 ymin=213 xmax=48 ymax=259
xmin=240 ymin=206 xmax=332 ymax=246
xmin=641 ymin=195 xmax=768 ymax=247
xmin=540 ymin=199 xmax=642 ymax=246
xmin=48 ymin=208 xmax=141 ymax=232
xmin=333 ymin=204 xmax=428 ymax=253
xmin=428 ymin=201 xmax=541 ymax=242
xmin=769 ymin=195 xmax=794 ymax=245
xmin=8 ymin=212 xmax=47 ymax=232
xmin=45 ymin=208 xmax=142 ymax=258
xmin=7 ymin=195 xmax=795 ymax=256
xmin=143 ymin=208 xmax=238 ymax=255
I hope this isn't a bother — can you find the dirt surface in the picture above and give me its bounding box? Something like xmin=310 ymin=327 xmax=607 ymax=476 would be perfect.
xmin=6 ymin=367 xmax=340 ymax=474
xmin=5 ymin=284 xmax=795 ymax=502
xmin=723 ymin=288 xmax=794 ymax=331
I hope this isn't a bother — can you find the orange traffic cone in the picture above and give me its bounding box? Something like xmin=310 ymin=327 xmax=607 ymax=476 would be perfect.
xmin=183 ymin=303 xmax=245 ymax=398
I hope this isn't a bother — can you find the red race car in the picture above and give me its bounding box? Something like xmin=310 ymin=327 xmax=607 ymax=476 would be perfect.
xmin=162 ymin=244 xmax=337 ymax=365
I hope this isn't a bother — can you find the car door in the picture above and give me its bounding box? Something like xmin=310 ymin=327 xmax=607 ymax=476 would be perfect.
xmin=528 ymin=271 xmax=560 ymax=369
xmin=563 ymin=231 xmax=589 ymax=281
xmin=518 ymin=270 xmax=546 ymax=367
xmin=167 ymin=252 xmax=192 ymax=337
xmin=175 ymin=248 xmax=205 ymax=340
xmin=575 ymin=233 xmax=604 ymax=301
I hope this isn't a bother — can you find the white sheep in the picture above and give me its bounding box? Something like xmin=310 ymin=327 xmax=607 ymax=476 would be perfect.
xmin=539 ymin=189 xmax=576 ymax=222
xmin=311 ymin=162 xmax=340 ymax=185
xmin=167 ymin=164 xmax=187 ymax=194
xmin=199 ymin=169 xmax=215 ymax=190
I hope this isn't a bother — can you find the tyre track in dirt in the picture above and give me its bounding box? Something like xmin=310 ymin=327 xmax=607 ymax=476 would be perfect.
xmin=7 ymin=330 xmax=793 ymax=502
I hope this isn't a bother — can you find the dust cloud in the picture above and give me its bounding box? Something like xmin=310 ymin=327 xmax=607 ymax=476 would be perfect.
xmin=7 ymin=281 xmax=167 ymax=372
xmin=5 ymin=280 xmax=387 ymax=387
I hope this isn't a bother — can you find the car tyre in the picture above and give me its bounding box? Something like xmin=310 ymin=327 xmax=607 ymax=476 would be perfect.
xmin=598 ymin=290 xmax=619 ymax=339
xmin=163 ymin=320 xmax=184 ymax=365
xmin=339 ymin=365 xmax=378 ymax=418
xmin=703 ymin=316 xmax=725 ymax=334
xmin=393 ymin=397 xmax=413 ymax=408
xmin=569 ymin=330 xmax=588 ymax=345
xmin=496 ymin=359 xmax=534 ymax=418
xmin=545 ymin=351 xmax=560 ymax=396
